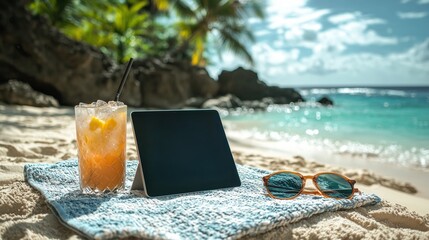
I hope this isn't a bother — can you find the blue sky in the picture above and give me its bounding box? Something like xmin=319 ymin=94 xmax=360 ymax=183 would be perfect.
xmin=207 ymin=0 xmax=429 ymax=87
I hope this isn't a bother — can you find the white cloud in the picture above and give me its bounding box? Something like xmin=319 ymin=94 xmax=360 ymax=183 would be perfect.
xmin=254 ymin=30 xmax=270 ymax=36
xmin=236 ymin=43 xmax=303 ymax=80
xmin=284 ymin=38 xmax=429 ymax=78
xmin=397 ymin=11 xmax=428 ymax=19
xmin=411 ymin=39 xmax=429 ymax=62
xmin=302 ymin=22 xmax=323 ymax=31
xmin=247 ymin=17 xmax=262 ymax=24
xmin=273 ymin=40 xmax=284 ymax=48
xmin=328 ymin=12 xmax=360 ymax=24
xmin=268 ymin=9 xmax=330 ymax=29
xmin=401 ymin=0 xmax=429 ymax=4
xmin=327 ymin=20 xmax=397 ymax=46
xmin=251 ymin=43 xmax=300 ymax=65
xmin=360 ymin=18 xmax=386 ymax=25
xmin=287 ymin=53 xmax=385 ymax=75
xmin=283 ymin=13 xmax=397 ymax=55
xmin=285 ymin=28 xmax=319 ymax=43
xmin=390 ymin=38 xmax=429 ymax=65
xmin=265 ymin=0 xmax=308 ymax=16
xmin=265 ymin=0 xmax=330 ymax=29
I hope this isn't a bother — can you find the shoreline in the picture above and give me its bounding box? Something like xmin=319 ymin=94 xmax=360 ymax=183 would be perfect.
xmin=221 ymin=118 xmax=429 ymax=171
xmin=227 ymin=133 xmax=429 ymax=214
xmin=225 ymin=129 xmax=429 ymax=197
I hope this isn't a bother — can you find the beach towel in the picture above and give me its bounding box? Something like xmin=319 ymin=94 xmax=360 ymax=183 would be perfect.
xmin=24 ymin=159 xmax=381 ymax=239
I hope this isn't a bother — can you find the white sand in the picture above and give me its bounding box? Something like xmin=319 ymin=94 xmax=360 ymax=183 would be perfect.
xmin=1 ymin=104 xmax=428 ymax=239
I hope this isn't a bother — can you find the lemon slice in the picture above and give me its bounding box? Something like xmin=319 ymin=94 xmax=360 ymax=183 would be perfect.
xmin=103 ymin=118 xmax=117 ymax=132
xmin=89 ymin=116 xmax=105 ymax=131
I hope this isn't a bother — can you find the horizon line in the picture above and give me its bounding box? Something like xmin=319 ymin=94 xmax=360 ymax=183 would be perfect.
xmin=281 ymin=85 xmax=429 ymax=89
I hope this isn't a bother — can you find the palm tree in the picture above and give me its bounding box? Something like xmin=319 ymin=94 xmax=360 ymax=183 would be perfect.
xmin=166 ymin=0 xmax=264 ymax=66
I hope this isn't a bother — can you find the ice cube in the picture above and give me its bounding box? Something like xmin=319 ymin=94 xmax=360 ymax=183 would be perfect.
xmin=96 ymin=100 xmax=107 ymax=107
xmin=107 ymin=101 xmax=125 ymax=108
xmin=108 ymin=101 xmax=118 ymax=107
xmin=78 ymin=102 xmax=95 ymax=108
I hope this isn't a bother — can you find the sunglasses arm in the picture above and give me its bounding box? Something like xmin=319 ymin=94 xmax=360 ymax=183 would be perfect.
xmin=354 ymin=188 xmax=361 ymax=195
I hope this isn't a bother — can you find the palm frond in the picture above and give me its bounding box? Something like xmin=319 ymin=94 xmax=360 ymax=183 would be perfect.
xmin=210 ymin=0 xmax=239 ymax=19
xmin=173 ymin=0 xmax=197 ymax=18
xmin=176 ymin=21 xmax=192 ymax=40
xmin=191 ymin=35 xmax=205 ymax=65
xmin=245 ymin=0 xmax=265 ymax=18
xmin=221 ymin=21 xmax=255 ymax=42
xmin=130 ymin=1 xmax=148 ymax=13
xmin=218 ymin=28 xmax=254 ymax=65
xmin=153 ymin=0 xmax=170 ymax=11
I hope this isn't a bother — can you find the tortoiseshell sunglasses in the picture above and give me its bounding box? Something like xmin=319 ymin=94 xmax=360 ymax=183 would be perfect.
xmin=262 ymin=171 xmax=361 ymax=200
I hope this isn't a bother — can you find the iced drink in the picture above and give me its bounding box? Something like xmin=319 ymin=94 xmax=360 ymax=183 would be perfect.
xmin=75 ymin=100 xmax=127 ymax=193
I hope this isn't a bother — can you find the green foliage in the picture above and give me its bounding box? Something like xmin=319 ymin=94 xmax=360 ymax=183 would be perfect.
xmin=28 ymin=0 xmax=264 ymax=65
xmin=68 ymin=1 xmax=152 ymax=62
xmin=28 ymin=0 xmax=75 ymax=27
xmin=29 ymin=0 xmax=172 ymax=63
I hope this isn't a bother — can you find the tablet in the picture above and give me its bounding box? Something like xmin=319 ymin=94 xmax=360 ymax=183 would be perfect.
xmin=131 ymin=109 xmax=241 ymax=197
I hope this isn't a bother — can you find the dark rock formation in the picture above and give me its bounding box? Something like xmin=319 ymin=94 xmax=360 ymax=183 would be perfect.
xmin=191 ymin=68 xmax=219 ymax=99
xmin=184 ymin=97 xmax=206 ymax=108
xmin=317 ymin=96 xmax=334 ymax=106
xmin=241 ymin=98 xmax=275 ymax=110
xmin=136 ymin=60 xmax=218 ymax=108
xmin=0 ymin=79 xmax=59 ymax=107
xmin=202 ymin=96 xmax=278 ymax=110
xmin=202 ymin=94 xmax=242 ymax=109
xmin=218 ymin=67 xmax=304 ymax=104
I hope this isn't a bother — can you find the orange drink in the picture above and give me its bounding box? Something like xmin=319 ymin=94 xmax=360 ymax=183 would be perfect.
xmin=75 ymin=101 xmax=127 ymax=193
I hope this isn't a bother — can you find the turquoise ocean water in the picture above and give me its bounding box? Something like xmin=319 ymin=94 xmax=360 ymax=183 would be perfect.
xmin=222 ymin=87 xmax=429 ymax=169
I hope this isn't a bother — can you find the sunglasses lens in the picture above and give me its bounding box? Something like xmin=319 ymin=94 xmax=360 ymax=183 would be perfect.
xmin=315 ymin=174 xmax=353 ymax=199
xmin=267 ymin=173 xmax=302 ymax=199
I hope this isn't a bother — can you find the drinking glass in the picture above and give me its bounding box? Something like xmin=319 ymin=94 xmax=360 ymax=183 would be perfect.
xmin=75 ymin=101 xmax=127 ymax=194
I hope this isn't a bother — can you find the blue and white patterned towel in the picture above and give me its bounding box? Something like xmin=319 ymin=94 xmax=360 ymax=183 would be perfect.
xmin=24 ymin=159 xmax=380 ymax=239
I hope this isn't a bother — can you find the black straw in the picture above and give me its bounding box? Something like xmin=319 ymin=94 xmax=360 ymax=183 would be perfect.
xmin=115 ymin=58 xmax=134 ymax=101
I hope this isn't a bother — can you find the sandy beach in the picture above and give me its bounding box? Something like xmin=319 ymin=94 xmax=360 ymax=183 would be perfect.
xmin=1 ymin=104 xmax=429 ymax=239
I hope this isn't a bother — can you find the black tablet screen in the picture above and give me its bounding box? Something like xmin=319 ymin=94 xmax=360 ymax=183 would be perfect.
xmin=131 ymin=109 xmax=241 ymax=196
